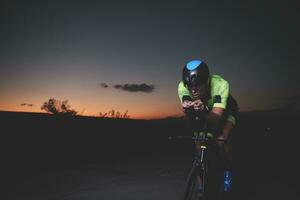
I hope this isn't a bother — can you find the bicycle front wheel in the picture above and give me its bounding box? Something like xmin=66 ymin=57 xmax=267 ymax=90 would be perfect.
xmin=183 ymin=163 xmax=207 ymax=200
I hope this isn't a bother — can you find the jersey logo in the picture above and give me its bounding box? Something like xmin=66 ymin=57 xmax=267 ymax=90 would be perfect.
xmin=214 ymin=95 xmax=221 ymax=103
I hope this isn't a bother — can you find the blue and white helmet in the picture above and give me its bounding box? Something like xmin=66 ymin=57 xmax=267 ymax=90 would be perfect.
xmin=182 ymin=59 xmax=210 ymax=88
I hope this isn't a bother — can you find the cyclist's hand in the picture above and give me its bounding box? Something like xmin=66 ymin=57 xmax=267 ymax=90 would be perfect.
xmin=182 ymin=100 xmax=194 ymax=109
xmin=193 ymin=99 xmax=204 ymax=111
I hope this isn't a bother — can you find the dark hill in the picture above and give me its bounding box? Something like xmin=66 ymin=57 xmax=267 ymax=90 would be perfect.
xmin=0 ymin=110 xmax=299 ymax=199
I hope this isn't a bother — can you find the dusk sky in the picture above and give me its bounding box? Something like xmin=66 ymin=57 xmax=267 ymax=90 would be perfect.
xmin=0 ymin=0 xmax=299 ymax=119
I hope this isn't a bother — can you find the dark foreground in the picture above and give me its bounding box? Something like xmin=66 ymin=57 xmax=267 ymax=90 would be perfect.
xmin=1 ymin=110 xmax=299 ymax=199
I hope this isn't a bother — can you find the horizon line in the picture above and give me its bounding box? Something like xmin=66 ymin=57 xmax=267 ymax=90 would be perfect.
xmin=0 ymin=108 xmax=294 ymax=120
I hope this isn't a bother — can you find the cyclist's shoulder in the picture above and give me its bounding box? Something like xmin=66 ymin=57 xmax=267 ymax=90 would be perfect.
xmin=178 ymin=80 xmax=184 ymax=86
xmin=178 ymin=81 xmax=192 ymax=99
xmin=178 ymin=80 xmax=188 ymax=90
xmin=210 ymin=74 xmax=229 ymax=87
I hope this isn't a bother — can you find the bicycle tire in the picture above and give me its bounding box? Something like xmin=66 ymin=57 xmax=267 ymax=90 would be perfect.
xmin=183 ymin=163 xmax=208 ymax=200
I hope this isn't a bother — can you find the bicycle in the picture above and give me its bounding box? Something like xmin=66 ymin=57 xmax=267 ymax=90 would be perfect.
xmin=170 ymin=110 xmax=227 ymax=200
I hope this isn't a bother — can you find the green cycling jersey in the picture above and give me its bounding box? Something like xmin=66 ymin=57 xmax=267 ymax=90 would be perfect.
xmin=178 ymin=75 xmax=238 ymax=125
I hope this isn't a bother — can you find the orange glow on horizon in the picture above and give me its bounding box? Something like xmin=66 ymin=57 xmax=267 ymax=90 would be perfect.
xmin=0 ymin=92 xmax=184 ymax=119
xmin=0 ymin=106 xmax=183 ymax=120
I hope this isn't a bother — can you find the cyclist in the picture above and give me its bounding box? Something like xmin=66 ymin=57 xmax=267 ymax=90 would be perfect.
xmin=178 ymin=59 xmax=238 ymax=192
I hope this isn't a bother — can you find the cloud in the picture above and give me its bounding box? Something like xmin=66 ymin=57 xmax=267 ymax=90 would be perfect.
xmin=113 ymin=84 xmax=122 ymax=89
xmin=113 ymin=83 xmax=155 ymax=93
xmin=100 ymin=83 xmax=109 ymax=88
xmin=20 ymin=103 xmax=34 ymax=107
xmin=99 ymin=82 xmax=155 ymax=93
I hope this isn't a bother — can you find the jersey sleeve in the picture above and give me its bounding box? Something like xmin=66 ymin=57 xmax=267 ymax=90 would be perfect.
xmin=178 ymin=81 xmax=192 ymax=103
xmin=213 ymin=79 xmax=229 ymax=109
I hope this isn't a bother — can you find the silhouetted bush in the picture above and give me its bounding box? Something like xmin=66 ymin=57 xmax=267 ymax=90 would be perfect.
xmin=99 ymin=109 xmax=130 ymax=119
xmin=41 ymin=98 xmax=78 ymax=116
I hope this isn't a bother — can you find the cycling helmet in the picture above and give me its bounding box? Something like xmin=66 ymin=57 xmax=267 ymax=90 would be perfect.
xmin=182 ymin=59 xmax=210 ymax=88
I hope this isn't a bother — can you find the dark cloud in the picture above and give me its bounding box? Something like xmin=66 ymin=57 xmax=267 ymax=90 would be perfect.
xmin=100 ymin=83 xmax=109 ymax=88
xmin=113 ymin=83 xmax=155 ymax=93
xmin=114 ymin=84 xmax=122 ymax=89
xmin=20 ymin=103 xmax=34 ymax=107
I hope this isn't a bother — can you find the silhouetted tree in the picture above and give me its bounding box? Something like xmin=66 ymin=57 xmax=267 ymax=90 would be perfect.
xmin=41 ymin=98 xmax=78 ymax=116
xmin=99 ymin=109 xmax=130 ymax=119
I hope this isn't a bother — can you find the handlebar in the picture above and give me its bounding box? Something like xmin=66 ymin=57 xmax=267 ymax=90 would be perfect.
xmin=168 ymin=135 xmax=227 ymax=143
xmin=183 ymin=106 xmax=209 ymax=115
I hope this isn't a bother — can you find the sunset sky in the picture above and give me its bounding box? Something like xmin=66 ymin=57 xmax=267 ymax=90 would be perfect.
xmin=0 ymin=0 xmax=299 ymax=119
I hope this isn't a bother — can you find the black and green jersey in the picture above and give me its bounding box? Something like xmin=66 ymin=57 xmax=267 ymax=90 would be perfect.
xmin=178 ymin=75 xmax=238 ymax=124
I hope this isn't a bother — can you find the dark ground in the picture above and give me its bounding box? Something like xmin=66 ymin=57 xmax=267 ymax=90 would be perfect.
xmin=1 ymin=110 xmax=299 ymax=200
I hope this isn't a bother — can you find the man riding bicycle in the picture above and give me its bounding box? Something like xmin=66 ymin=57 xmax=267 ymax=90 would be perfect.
xmin=178 ymin=59 xmax=238 ymax=192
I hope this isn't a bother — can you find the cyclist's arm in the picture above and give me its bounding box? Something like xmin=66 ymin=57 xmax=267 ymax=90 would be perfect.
xmin=204 ymin=108 xmax=225 ymax=137
xmin=178 ymin=81 xmax=192 ymax=103
xmin=211 ymin=107 xmax=224 ymax=116
xmin=206 ymin=109 xmax=223 ymax=124
xmin=208 ymin=78 xmax=229 ymax=118
xmin=206 ymin=79 xmax=229 ymax=134
xmin=178 ymin=81 xmax=195 ymax=110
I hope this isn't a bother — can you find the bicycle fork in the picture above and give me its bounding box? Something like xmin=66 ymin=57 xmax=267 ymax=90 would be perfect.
xmin=192 ymin=145 xmax=207 ymax=185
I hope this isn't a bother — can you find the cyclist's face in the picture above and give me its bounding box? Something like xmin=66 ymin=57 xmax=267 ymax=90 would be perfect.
xmin=189 ymin=83 xmax=208 ymax=99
